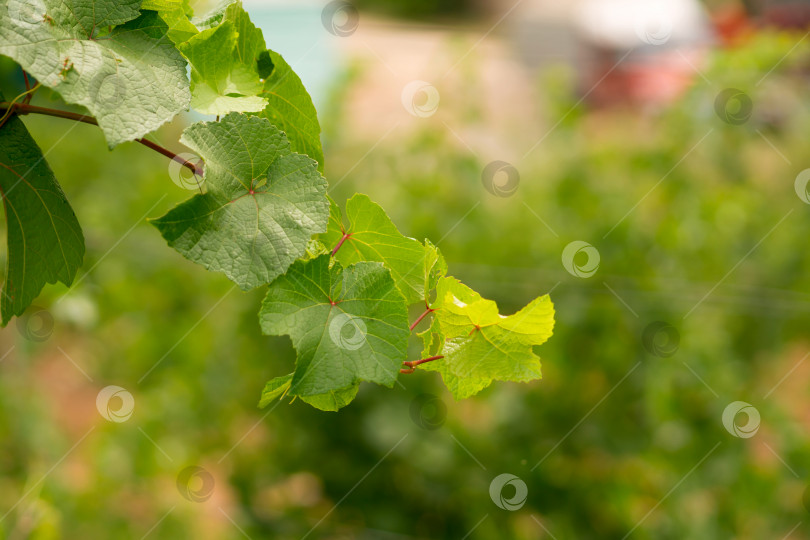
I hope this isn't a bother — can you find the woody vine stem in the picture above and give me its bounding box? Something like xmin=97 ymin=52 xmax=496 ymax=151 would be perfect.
xmin=0 ymin=97 xmax=202 ymax=176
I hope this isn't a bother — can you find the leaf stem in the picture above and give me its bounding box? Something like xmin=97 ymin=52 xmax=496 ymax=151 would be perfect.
xmin=331 ymin=232 xmax=351 ymax=257
xmin=409 ymin=307 xmax=434 ymax=331
xmin=0 ymin=101 xmax=203 ymax=176
xmin=399 ymin=355 xmax=444 ymax=374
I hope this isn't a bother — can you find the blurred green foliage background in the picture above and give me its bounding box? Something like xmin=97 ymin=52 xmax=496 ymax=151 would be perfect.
xmin=2 ymin=8 xmax=810 ymax=540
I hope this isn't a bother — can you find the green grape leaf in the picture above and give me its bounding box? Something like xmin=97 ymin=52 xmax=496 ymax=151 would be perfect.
xmin=320 ymin=194 xmax=426 ymax=304
xmin=300 ymin=384 xmax=359 ymax=411
xmin=304 ymin=238 xmax=329 ymax=260
xmin=423 ymin=238 xmax=447 ymax=302
xmin=142 ymin=0 xmax=193 ymax=16
xmin=179 ymin=2 xmax=267 ymax=115
xmin=0 ymin=5 xmax=190 ymax=147
xmin=420 ymin=361 xmax=492 ymax=400
xmin=418 ymin=277 xmax=555 ymax=398
xmin=256 ymin=50 xmax=324 ymax=172
xmin=259 ymin=254 xmax=409 ymax=400
xmin=141 ymin=0 xmax=198 ymax=44
xmin=258 ymin=373 xmax=359 ymax=412
xmin=191 ymin=0 xmax=236 ymax=30
xmin=0 ymin=109 xmax=84 ymax=324
xmin=258 ymin=373 xmax=293 ymax=407
xmin=416 ymin=320 xmax=490 ymax=399
xmin=324 ymin=194 xmax=342 ymax=238
xmin=151 ymin=113 xmax=328 ymax=290
xmin=161 ymin=1 xmax=324 ymax=167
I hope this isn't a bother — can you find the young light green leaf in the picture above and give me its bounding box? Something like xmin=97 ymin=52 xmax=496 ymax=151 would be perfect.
xmin=438 ymin=277 xmax=554 ymax=380
xmin=423 ymin=238 xmax=447 ymax=303
xmin=0 ymin=109 xmax=84 ymax=324
xmin=258 ymin=373 xmax=293 ymax=407
xmin=141 ymin=0 xmax=198 ymax=44
xmin=259 ymin=254 xmax=409 ymax=399
xmin=179 ymin=2 xmax=324 ymax=167
xmin=191 ymin=0 xmax=237 ymax=30
xmin=259 ymin=373 xmax=359 ymax=412
xmin=0 ymin=5 xmax=190 ymax=147
xmin=419 ymin=360 xmax=493 ymax=399
xmin=300 ymin=384 xmax=359 ymax=411
xmin=304 ymin=238 xmax=330 ymax=260
xmin=141 ymin=0 xmax=193 ymax=16
xmin=418 ymin=277 xmax=555 ymax=398
xmin=226 ymin=2 xmax=266 ymax=76
xmin=416 ymin=301 xmax=492 ymax=399
xmin=256 ymin=50 xmax=324 ymax=171
xmin=151 ymin=113 xmax=328 ymax=290
xmin=321 ymin=194 xmax=426 ymax=304
xmin=179 ymin=2 xmax=267 ymax=115
xmin=324 ymin=194 xmax=342 ymax=236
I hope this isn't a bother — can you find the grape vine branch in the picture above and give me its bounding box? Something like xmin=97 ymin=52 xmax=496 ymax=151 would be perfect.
xmin=0 ymin=0 xmax=555 ymax=411
xmin=0 ymin=101 xmax=202 ymax=176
